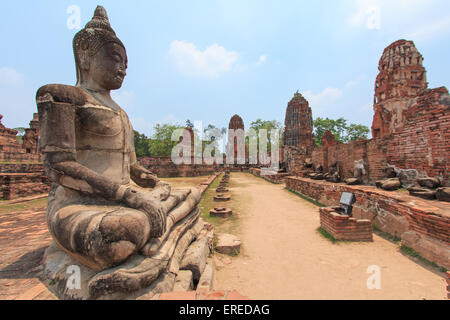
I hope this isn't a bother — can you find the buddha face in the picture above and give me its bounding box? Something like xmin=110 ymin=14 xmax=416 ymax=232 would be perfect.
xmin=85 ymin=42 xmax=128 ymax=90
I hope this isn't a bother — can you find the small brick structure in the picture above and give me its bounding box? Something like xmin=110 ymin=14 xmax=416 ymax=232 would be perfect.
xmin=319 ymin=207 xmax=373 ymax=242
xmin=286 ymin=176 xmax=450 ymax=269
xmin=249 ymin=167 xmax=290 ymax=184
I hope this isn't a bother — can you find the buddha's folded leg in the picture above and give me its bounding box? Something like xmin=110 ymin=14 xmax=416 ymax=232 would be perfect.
xmin=141 ymin=187 xmax=201 ymax=256
xmin=47 ymin=204 xmax=151 ymax=271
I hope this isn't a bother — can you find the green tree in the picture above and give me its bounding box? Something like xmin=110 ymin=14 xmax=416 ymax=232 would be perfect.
xmin=13 ymin=127 xmax=26 ymax=143
xmin=185 ymin=119 xmax=194 ymax=128
xmin=345 ymin=123 xmax=370 ymax=143
xmin=246 ymin=119 xmax=283 ymax=155
xmin=203 ymin=124 xmax=226 ymax=157
xmin=133 ymin=130 xmax=151 ymax=157
xmin=148 ymin=123 xmax=186 ymax=157
xmin=313 ymin=117 xmax=369 ymax=147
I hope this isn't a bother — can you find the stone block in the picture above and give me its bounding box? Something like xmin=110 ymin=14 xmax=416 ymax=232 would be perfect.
xmin=180 ymin=236 xmax=210 ymax=281
xmin=215 ymin=233 xmax=241 ymax=255
xmin=173 ymin=270 xmax=193 ymax=292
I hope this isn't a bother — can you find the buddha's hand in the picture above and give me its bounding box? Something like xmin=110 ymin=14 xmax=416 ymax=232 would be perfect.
xmin=130 ymin=166 xmax=159 ymax=188
xmin=119 ymin=187 xmax=166 ymax=237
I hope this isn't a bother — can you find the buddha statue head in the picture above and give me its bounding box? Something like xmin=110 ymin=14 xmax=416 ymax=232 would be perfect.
xmin=73 ymin=5 xmax=127 ymax=90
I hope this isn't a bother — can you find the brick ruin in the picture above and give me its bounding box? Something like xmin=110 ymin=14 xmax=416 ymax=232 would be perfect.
xmin=283 ymin=39 xmax=450 ymax=270
xmin=372 ymin=40 xmax=428 ymax=139
xmin=283 ymin=92 xmax=315 ymax=149
xmin=0 ymin=113 xmax=41 ymax=163
xmin=227 ymin=114 xmax=245 ymax=163
xmin=139 ymin=116 xmax=256 ymax=177
xmin=284 ymin=40 xmax=449 ymax=187
xmin=0 ymin=114 xmax=49 ymax=200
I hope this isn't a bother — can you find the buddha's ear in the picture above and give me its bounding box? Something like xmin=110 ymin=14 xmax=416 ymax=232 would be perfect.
xmin=77 ymin=40 xmax=91 ymax=73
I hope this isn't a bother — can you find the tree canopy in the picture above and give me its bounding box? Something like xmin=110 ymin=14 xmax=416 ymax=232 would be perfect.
xmin=313 ymin=117 xmax=369 ymax=147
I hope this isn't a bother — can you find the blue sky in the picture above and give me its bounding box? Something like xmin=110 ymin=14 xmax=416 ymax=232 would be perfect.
xmin=1 ymin=0 xmax=449 ymax=138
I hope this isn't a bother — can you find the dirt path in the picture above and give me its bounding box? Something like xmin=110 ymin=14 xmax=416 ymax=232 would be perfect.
xmin=214 ymin=173 xmax=447 ymax=300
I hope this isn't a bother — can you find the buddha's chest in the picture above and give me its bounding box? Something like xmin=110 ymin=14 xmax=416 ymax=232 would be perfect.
xmin=75 ymin=104 xmax=133 ymax=152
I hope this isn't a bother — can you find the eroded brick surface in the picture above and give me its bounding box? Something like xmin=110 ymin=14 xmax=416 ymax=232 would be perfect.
xmin=0 ymin=206 xmax=56 ymax=300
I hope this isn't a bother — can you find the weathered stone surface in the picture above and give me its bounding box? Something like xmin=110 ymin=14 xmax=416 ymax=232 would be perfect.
xmin=345 ymin=178 xmax=360 ymax=185
xmin=304 ymin=158 xmax=313 ymax=168
xmin=436 ymin=187 xmax=450 ymax=202
xmin=373 ymin=209 xmax=409 ymax=239
xmin=417 ymin=177 xmax=441 ymax=189
xmin=377 ymin=178 xmax=401 ymax=191
xmin=167 ymin=218 xmax=205 ymax=274
xmin=42 ymin=243 xmax=96 ymax=300
xmin=408 ymin=187 xmax=437 ymax=200
xmin=215 ymin=233 xmax=241 ymax=255
xmin=36 ymin=6 xmax=203 ymax=300
xmin=372 ymin=40 xmax=427 ymax=139
xmin=309 ymin=173 xmax=324 ymax=180
xmin=173 ymin=270 xmax=193 ymax=292
xmin=43 ymin=209 xmax=201 ymax=300
xmin=210 ymin=207 xmax=233 ymax=218
xmin=214 ymin=194 xmax=231 ymax=202
xmin=353 ymin=159 xmax=369 ymax=184
xmin=402 ymin=231 xmax=450 ymax=270
xmin=398 ymin=169 xmax=419 ymax=188
xmin=197 ymin=258 xmax=215 ymax=292
xmin=180 ymin=236 xmax=210 ymax=281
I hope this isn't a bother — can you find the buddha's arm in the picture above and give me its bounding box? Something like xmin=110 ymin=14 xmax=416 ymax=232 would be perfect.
xmin=36 ymin=85 xmax=166 ymax=235
xmin=129 ymin=152 xmax=159 ymax=188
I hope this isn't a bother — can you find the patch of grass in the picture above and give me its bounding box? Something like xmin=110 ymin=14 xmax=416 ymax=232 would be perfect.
xmin=372 ymin=224 xmax=401 ymax=243
xmin=400 ymin=245 xmax=447 ymax=274
xmin=317 ymin=227 xmax=338 ymax=244
xmin=285 ymin=188 xmax=326 ymax=208
xmin=230 ymin=249 xmax=240 ymax=257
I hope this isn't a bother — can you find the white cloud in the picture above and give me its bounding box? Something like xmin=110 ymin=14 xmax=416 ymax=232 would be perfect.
xmin=349 ymin=0 xmax=447 ymax=37
xmin=256 ymin=55 xmax=267 ymax=65
xmin=351 ymin=3 xmax=381 ymax=30
xmin=169 ymin=40 xmax=239 ymax=77
xmin=303 ymin=88 xmax=343 ymax=112
xmin=0 ymin=67 xmax=25 ymax=86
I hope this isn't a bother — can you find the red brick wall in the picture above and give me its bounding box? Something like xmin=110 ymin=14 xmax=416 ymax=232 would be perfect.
xmin=320 ymin=207 xmax=373 ymax=241
xmin=0 ymin=173 xmax=50 ymax=200
xmin=284 ymin=87 xmax=449 ymax=186
xmin=385 ymin=88 xmax=450 ymax=186
xmin=286 ymin=176 xmax=450 ymax=269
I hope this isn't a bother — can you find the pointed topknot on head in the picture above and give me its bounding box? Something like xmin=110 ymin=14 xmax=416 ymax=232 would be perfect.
xmin=85 ymin=5 xmax=113 ymax=32
xmin=94 ymin=5 xmax=108 ymax=19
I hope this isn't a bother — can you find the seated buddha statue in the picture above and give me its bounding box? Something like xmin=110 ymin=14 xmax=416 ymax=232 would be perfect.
xmin=36 ymin=6 xmax=200 ymax=272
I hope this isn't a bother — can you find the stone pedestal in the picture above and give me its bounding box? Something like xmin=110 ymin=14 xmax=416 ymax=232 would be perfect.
xmin=210 ymin=207 xmax=232 ymax=218
xmin=214 ymin=194 xmax=231 ymax=202
xmin=42 ymin=217 xmax=216 ymax=300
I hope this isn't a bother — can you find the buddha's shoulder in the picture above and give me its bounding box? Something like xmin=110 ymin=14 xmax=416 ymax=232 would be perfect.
xmin=36 ymin=84 xmax=98 ymax=106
